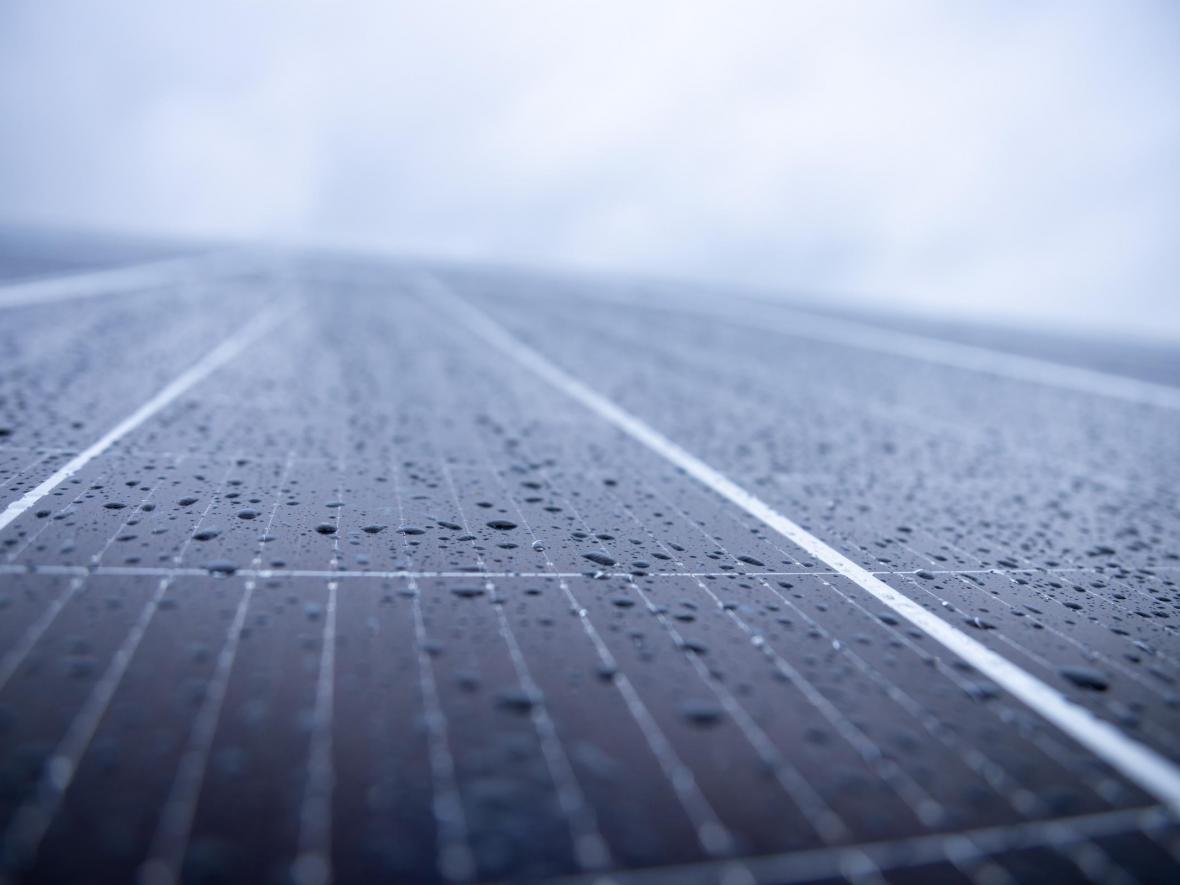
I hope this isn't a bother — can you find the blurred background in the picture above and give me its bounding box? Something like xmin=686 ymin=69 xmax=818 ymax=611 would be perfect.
xmin=1 ymin=0 xmax=1177 ymax=338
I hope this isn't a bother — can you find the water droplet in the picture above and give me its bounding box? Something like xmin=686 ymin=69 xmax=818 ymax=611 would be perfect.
xmin=680 ymin=700 xmax=724 ymax=727
xmin=496 ymin=689 xmax=540 ymax=714
xmin=1059 ymin=666 xmax=1109 ymax=691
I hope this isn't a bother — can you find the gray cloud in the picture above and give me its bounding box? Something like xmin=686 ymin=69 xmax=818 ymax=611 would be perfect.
xmin=1 ymin=0 xmax=1177 ymax=337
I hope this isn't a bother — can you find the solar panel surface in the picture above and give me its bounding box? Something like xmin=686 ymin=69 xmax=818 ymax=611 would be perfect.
xmin=0 ymin=238 xmax=1178 ymax=884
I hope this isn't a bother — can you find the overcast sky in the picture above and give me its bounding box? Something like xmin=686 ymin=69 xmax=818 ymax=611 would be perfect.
xmin=1 ymin=1 xmax=1177 ymax=337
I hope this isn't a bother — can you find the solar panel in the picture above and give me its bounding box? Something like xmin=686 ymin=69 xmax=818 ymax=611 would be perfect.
xmin=0 ymin=244 xmax=1177 ymax=883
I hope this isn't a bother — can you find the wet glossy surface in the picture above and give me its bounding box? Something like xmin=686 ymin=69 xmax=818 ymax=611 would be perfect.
xmin=0 ymin=243 xmax=1178 ymax=883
